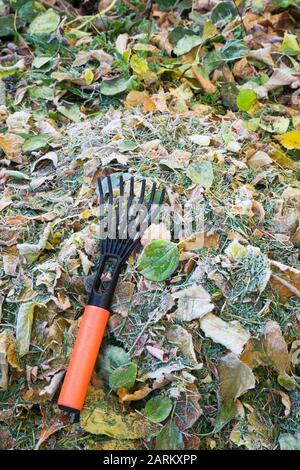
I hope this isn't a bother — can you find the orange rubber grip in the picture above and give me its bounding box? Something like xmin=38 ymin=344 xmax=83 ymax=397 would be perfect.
xmin=58 ymin=305 xmax=110 ymax=412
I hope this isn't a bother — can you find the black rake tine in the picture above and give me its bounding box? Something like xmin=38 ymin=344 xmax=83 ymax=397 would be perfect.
xmin=159 ymin=188 xmax=166 ymax=206
xmin=97 ymin=177 xmax=104 ymax=204
xmin=107 ymin=175 xmax=113 ymax=204
xmin=119 ymin=174 xmax=124 ymax=196
xmin=129 ymin=176 xmax=134 ymax=199
xmin=146 ymin=182 xmax=157 ymax=211
xmin=138 ymin=179 xmax=146 ymax=205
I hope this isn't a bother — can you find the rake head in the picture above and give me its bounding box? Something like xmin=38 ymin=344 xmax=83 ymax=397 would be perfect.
xmin=88 ymin=174 xmax=165 ymax=309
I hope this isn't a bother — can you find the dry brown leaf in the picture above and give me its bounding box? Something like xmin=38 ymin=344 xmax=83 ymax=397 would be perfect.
xmin=166 ymin=325 xmax=197 ymax=362
xmin=179 ymin=231 xmax=220 ymax=251
xmin=0 ymin=189 xmax=12 ymax=212
xmin=141 ymin=222 xmax=171 ymax=246
xmin=274 ymin=390 xmax=291 ymax=417
xmin=0 ymin=331 xmax=8 ymax=390
xmin=192 ymin=67 xmax=217 ymax=93
xmin=263 ymin=320 xmax=290 ymax=375
xmin=125 ymin=90 xmax=156 ymax=112
xmin=117 ymin=385 xmax=152 ymax=403
xmin=35 ymin=415 xmax=69 ymax=450
xmin=0 ymin=133 xmax=24 ymax=162
xmin=172 ymin=284 xmax=214 ymax=321
xmin=3 ymin=253 xmax=19 ymax=276
xmin=269 ymin=260 xmax=300 ymax=300
xmin=115 ymin=33 xmax=129 ymax=54
xmin=200 ymin=313 xmax=251 ymax=355
xmin=219 ymin=352 xmax=256 ymax=403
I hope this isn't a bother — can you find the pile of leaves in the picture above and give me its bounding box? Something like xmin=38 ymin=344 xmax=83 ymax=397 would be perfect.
xmin=0 ymin=0 xmax=300 ymax=451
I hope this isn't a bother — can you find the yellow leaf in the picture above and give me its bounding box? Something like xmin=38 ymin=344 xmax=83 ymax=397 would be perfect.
xmin=269 ymin=148 xmax=297 ymax=169
xmin=130 ymin=54 xmax=156 ymax=82
xmin=275 ymin=130 xmax=300 ymax=150
xmin=84 ymin=69 xmax=94 ymax=85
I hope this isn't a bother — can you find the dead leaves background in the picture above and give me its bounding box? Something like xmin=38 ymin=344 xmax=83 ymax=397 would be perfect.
xmin=0 ymin=0 xmax=300 ymax=452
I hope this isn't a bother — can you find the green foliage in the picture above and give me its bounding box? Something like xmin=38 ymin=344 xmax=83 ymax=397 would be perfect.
xmin=145 ymin=396 xmax=173 ymax=423
xmin=137 ymin=240 xmax=180 ymax=282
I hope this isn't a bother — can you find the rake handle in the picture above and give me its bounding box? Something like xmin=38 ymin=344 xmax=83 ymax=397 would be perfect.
xmin=58 ymin=305 xmax=110 ymax=412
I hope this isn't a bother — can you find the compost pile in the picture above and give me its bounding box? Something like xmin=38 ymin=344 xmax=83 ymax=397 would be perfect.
xmin=0 ymin=0 xmax=300 ymax=450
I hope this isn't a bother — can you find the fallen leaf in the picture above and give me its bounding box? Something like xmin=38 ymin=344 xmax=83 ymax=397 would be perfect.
xmin=0 ymin=331 xmax=8 ymax=390
xmin=166 ymin=325 xmax=197 ymax=362
xmin=125 ymin=90 xmax=156 ymax=112
xmin=247 ymin=151 xmax=272 ymax=169
xmin=16 ymin=302 xmax=37 ymax=357
xmin=0 ymin=189 xmax=12 ymax=212
xmin=172 ymin=284 xmax=214 ymax=321
xmin=263 ymin=320 xmax=290 ymax=375
xmin=81 ymin=387 xmax=158 ymax=438
xmin=200 ymin=313 xmax=251 ymax=355
xmin=17 ymin=223 xmax=52 ymax=262
xmin=0 ymin=133 xmax=25 ymax=162
xmin=219 ymin=352 xmax=256 ymax=403
xmin=275 ymin=130 xmax=300 ymax=150
xmin=117 ymin=384 xmax=152 ymax=403
xmin=269 ymin=260 xmax=300 ymax=300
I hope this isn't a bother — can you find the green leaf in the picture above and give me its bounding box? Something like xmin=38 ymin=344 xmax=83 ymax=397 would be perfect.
xmin=28 ymin=9 xmax=60 ymax=35
xmin=277 ymin=373 xmax=297 ymax=391
xmin=173 ymin=34 xmax=202 ymax=56
xmin=57 ymin=104 xmax=81 ymax=122
xmin=279 ymin=32 xmax=300 ymax=52
xmin=18 ymin=1 xmax=45 ymax=24
xmin=137 ymin=240 xmax=180 ymax=282
xmin=279 ymin=434 xmax=300 ymax=450
xmin=100 ymin=76 xmax=136 ymax=96
xmin=0 ymin=17 xmax=15 ymax=37
xmin=145 ymin=396 xmax=173 ymax=423
xmin=186 ymin=162 xmax=214 ymax=188
xmin=109 ymin=363 xmax=137 ymax=391
xmin=219 ymin=40 xmax=249 ymax=62
xmin=5 ymin=170 xmax=30 ymax=181
xmin=118 ymin=140 xmax=138 ymax=152
xmin=16 ymin=302 xmax=36 ymax=357
xmin=101 ymin=346 xmax=130 ymax=381
xmin=212 ymin=399 xmax=238 ymax=434
xmin=236 ymin=89 xmax=257 ymax=112
xmin=32 ymin=56 xmax=52 ymax=69
xmin=155 ymin=422 xmax=184 ymax=450
xmin=211 ymin=2 xmax=237 ymax=24
xmin=155 ymin=0 xmax=177 ymax=10
xmin=22 ymin=134 xmax=49 ymax=153
xmin=29 ymin=85 xmax=54 ymax=100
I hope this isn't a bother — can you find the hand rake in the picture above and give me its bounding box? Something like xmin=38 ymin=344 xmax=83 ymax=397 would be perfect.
xmin=58 ymin=174 xmax=165 ymax=413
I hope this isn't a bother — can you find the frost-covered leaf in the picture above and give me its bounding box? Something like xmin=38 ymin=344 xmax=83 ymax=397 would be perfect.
xmin=187 ymin=162 xmax=214 ymax=188
xmin=16 ymin=302 xmax=37 ymax=357
xmin=279 ymin=434 xmax=300 ymax=450
xmin=155 ymin=422 xmax=184 ymax=450
xmin=109 ymin=363 xmax=137 ymax=391
xmin=219 ymin=353 xmax=256 ymax=403
xmin=200 ymin=313 xmax=251 ymax=355
xmin=145 ymin=396 xmax=172 ymax=423
xmin=172 ymin=284 xmax=214 ymax=321
xmin=17 ymin=223 xmax=52 ymax=262
xmin=137 ymin=240 xmax=179 ymax=282
xmin=166 ymin=325 xmax=197 ymax=362
xmin=28 ymin=9 xmax=60 ymax=35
